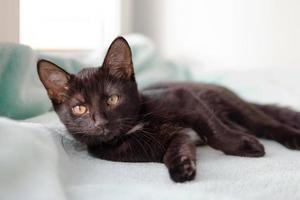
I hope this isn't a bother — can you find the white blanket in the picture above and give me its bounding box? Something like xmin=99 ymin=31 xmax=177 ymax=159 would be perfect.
xmin=1 ymin=110 xmax=300 ymax=200
xmin=1 ymin=35 xmax=300 ymax=199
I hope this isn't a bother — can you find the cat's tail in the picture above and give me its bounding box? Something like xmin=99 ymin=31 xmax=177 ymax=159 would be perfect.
xmin=252 ymin=103 xmax=300 ymax=129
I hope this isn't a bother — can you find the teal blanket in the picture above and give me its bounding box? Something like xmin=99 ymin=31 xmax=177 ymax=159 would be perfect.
xmin=1 ymin=34 xmax=300 ymax=119
xmin=0 ymin=35 xmax=192 ymax=119
xmin=1 ymin=35 xmax=300 ymax=200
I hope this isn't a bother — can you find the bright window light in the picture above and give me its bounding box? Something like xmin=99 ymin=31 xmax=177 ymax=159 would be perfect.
xmin=20 ymin=0 xmax=121 ymax=50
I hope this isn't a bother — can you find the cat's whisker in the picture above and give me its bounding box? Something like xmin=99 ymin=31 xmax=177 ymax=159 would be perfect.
xmin=130 ymin=134 xmax=149 ymax=157
xmin=118 ymin=120 xmax=167 ymax=154
xmin=141 ymin=129 xmax=168 ymax=150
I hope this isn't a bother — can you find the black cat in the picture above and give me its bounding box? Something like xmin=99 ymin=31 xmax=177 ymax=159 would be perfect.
xmin=38 ymin=37 xmax=300 ymax=182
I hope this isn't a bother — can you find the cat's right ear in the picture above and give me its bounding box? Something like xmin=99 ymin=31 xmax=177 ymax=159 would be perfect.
xmin=102 ymin=36 xmax=134 ymax=80
xmin=37 ymin=59 xmax=71 ymax=103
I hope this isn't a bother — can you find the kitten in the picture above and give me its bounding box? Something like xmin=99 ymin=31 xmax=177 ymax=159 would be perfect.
xmin=38 ymin=37 xmax=300 ymax=182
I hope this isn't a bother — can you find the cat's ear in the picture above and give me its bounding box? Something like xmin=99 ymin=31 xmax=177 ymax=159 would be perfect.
xmin=102 ymin=36 xmax=134 ymax=80
xmin=37 ymin=59 xmax=71 ymax=103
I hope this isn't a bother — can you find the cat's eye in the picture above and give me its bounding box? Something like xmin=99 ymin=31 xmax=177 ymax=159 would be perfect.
xmin=107 ymin=94 xmax=119 ymax=106
xmin=72 ymin=105 xmax=89 ymax=115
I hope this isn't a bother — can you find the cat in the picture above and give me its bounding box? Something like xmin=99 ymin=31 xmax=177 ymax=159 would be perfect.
xmin=37 ymin=36 xmax=300 ymax=182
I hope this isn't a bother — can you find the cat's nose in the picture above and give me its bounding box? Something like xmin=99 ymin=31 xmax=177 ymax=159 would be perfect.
xmin=92 ymin=113 xmax=108 ymax=128
xmin=94 ymin=118 xmax=108 ymax=128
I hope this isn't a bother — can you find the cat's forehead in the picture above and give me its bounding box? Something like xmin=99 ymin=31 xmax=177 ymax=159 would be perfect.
xmin=73 ymin=67 xmax=103 ymax=87
xmin=76 ymin=67 xmax=100 ymax=79
xmin=71 ymin=67 xmax=123 ymax=95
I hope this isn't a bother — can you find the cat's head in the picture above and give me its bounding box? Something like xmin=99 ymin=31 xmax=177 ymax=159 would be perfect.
xmin=38 ymin=37 xmax=140 ymax=144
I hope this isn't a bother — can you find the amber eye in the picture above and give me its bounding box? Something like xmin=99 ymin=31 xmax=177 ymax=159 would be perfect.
xmin=72 ymin=105 xmax=88 ymax=115
xmin=107 ymin=94 xmax=119 ymax=106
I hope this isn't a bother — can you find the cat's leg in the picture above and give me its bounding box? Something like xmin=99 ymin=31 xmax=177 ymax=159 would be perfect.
xmin=144 ymin=88 xmax=265 ymax=157
xmin=169 ymin=89 xmax=265 ymax=157
xmin=191 ymin=116 xmax=265 ymax=157
xmin=206 ymin=129 xmax=265 ymax=157
xmin=217 ymin=89 xmax=300 ymax=150
xmin=200 ymin=97 xmax=266 ymax=157
xmin=253 ymin=103 xmax=300 ymax=130
xmin=163 ymin=132 xmax=197 ymax=182
xmin=229 ymin=107 xmax=300 ymax=150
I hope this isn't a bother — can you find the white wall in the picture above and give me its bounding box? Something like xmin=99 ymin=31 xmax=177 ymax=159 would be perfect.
xmin=133 ymin=0 xmax=300 ymax=69
xmin=20 ymin=0 xmax=121 ymax=50
xmin=0 ymin=0 xmax=19 ymax=43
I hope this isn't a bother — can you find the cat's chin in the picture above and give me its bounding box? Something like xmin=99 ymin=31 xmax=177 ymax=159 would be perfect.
xmin=70 ymin=129 xmax=122 ymax=145
xmin=93 ymin=128 xmax=110 ymax=136
xmin=98 ymin=134 xmax=117 ymax=143
xmin=93 ymin=129 xmax=122 ymax=143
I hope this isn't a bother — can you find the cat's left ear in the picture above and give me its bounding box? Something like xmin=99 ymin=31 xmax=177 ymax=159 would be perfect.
xmin=37 ymin=59 xmax=71 ymax=103
xmin=102 ymin=36 xmax=134 ymax=80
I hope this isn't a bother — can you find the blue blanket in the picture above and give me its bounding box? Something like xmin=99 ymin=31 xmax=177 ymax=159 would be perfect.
xmin=1 ymin=35 xmax=300 ymax=200
xmin=0 ymin=35 xmax=192 ymax=119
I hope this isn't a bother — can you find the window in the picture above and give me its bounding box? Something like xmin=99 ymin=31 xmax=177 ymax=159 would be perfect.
xmin=20 ymin=0 xmax=121 ymax=50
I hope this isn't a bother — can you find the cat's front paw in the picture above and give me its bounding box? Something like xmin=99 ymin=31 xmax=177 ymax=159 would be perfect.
xmin=168 ymin=156 xmax=196 ymax=183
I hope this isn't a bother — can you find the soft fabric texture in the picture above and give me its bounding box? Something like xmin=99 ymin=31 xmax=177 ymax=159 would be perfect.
xmin=1 ymin=112 xmax=300 ymax=200
xmin=0 ymin=43 xmax=85 ymax=119
xmin=0 ymin=35 xmax=191 ymax=119
xmin=1 ymin=35 xmax=300 ymax=199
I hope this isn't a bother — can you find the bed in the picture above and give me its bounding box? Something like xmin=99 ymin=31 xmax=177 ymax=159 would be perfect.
xmin=1 ymin=35 xmax=300 ymax=200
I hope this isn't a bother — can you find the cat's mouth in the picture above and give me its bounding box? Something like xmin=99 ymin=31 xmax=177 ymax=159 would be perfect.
xmin=92 ymin=128 xmax=121 ymax=142
xmin=95 ymin=128 xmax=109 ymax=136
xmin=71 ymin=130 xmax=119 ymax=144
xmin=69 ymin=126 xmax=125 ymax=144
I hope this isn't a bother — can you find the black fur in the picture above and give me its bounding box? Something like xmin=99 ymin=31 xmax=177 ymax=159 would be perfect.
xmin=38 ymin=36 xmax=300 ymax=182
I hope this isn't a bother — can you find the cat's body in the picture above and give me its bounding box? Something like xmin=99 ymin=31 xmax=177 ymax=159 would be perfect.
xmin=38 ymin=37 xmax=300 ymax=182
